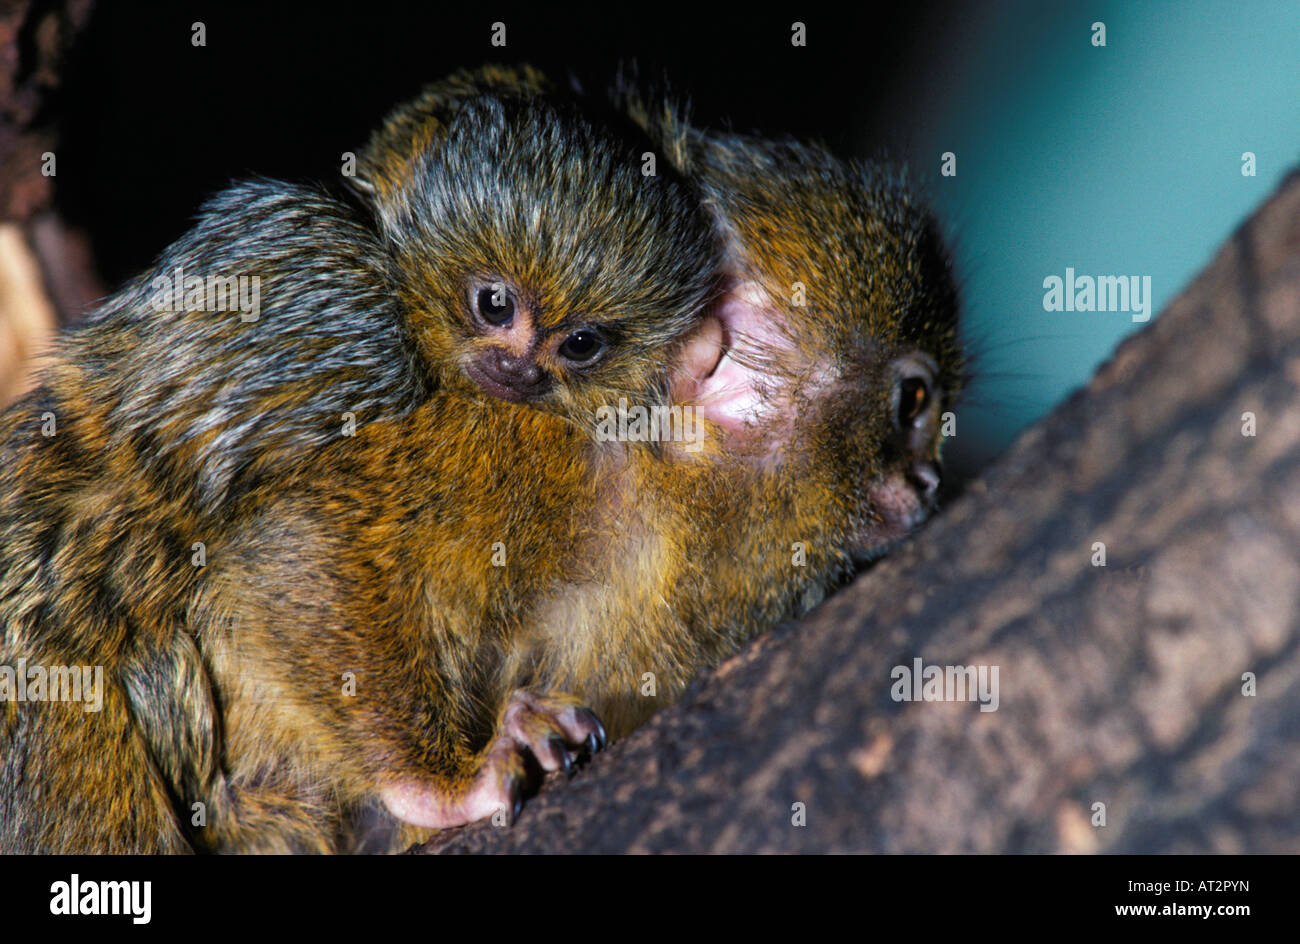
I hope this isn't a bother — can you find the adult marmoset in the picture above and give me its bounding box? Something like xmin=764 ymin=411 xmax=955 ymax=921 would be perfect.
xmin=499 ymin=84 xmax=965 ymax=742
xmin=360 ymin=74 xmax=962 ymax=756
xmin=0 ymin=71 xmax=720 ymax=852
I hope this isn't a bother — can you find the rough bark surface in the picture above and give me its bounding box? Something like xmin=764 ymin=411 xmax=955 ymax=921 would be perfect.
xmin=419 ymin=168 xmax=1300 ymax=854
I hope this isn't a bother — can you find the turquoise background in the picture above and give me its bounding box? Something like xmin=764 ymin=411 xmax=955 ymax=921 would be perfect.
xmin=887 ymin=0 xmax=1300 ymax=469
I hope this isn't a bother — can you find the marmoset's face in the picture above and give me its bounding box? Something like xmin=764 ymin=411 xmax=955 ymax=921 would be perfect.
xmin=458 ymin=275 xmax=608 ymax=404
xmin=452 ymin=268 xmax=706 ymax=422
xmin=666 ymin=157 xmax=962 ymax=559
xmin=377 ymin=95 xmax=720 ymax=425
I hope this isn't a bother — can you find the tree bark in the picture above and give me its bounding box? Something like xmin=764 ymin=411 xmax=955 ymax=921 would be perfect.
xmin=419 ymin=168 xmax=1300 ymax=854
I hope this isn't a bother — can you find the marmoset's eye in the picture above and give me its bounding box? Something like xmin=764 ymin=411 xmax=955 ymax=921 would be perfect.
xmin=896 ymin=376 xmax=930 ymax=428
xmin=475 ymin=284 xmax=515 ymax=326
xmin=557 ymin=329 xmax=607 ymax=364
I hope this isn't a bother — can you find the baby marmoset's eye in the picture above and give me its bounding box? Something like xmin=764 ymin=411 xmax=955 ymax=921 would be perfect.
xmin=557 ymin=329 xmax=607 ymax=365
xmin=475 ymin=284 xmax=515 ymax=326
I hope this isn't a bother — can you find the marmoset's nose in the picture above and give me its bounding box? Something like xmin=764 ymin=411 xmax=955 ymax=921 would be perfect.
xmin=907 ymin=459 xmax=942 ymax=505
xmin=491 ymin=352 xmax=543 ymax=387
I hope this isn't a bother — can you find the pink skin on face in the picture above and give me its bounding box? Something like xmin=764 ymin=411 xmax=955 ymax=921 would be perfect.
xmin=673 ymin=282 xmax=801 ymax=437
xmin=672 ymin=280 xmax=942 ymax=558
xmin=864 ymin=472 xmax=929 ymax=542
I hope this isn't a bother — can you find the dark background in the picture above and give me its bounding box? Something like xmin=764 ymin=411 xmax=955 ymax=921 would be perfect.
xmin=55 ymin=2 xmax=951 ymax=286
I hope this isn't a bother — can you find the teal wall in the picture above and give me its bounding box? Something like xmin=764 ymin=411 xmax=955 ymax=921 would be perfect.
xmin=896 ymin=1 xmax=1300 ymax=468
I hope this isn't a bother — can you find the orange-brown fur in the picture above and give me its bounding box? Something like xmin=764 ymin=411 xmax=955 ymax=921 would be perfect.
xmin=0 ymin=67 xmax=962 ymax=853
xmin=0 ymin=68 xmax=718 ymax=852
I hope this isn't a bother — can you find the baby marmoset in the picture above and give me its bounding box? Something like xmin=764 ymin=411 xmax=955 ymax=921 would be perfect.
xmin=0 ymin=71 xmax=721 ymax=852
